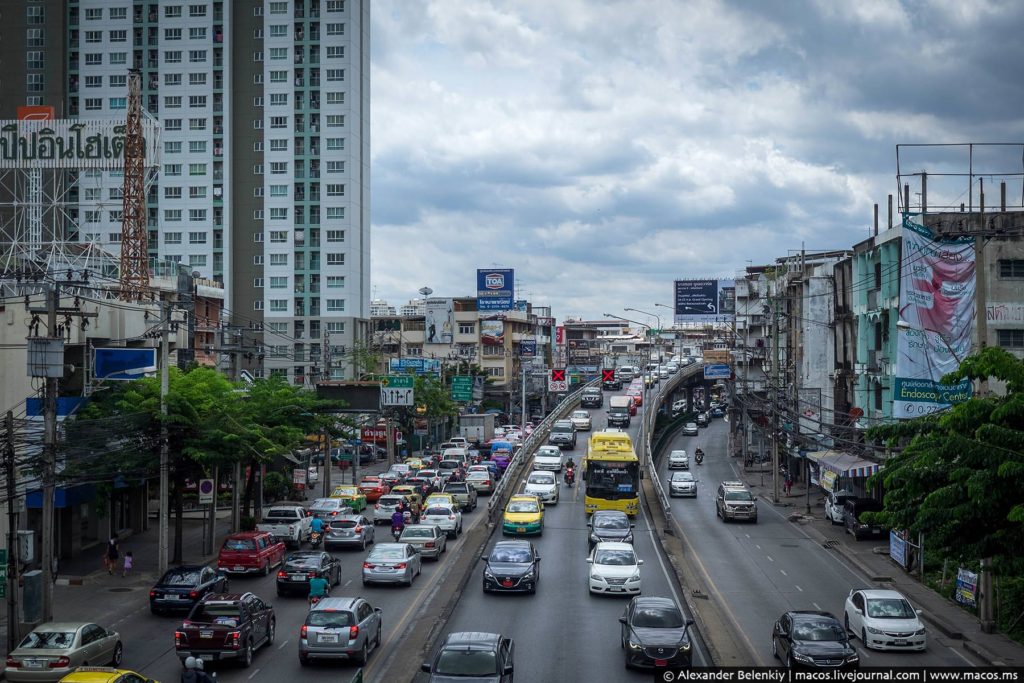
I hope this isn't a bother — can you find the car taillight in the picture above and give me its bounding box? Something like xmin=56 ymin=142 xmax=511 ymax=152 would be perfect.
xmin=363 ymin=562 xmax=374 ymax=569
xmin=374 ymin=503 xmax=380 ymax=510
xmin=354 ymin=525 xmax=363 ymax=532
xmin=308 ymin=572 xmax=317 ymax=578
xmin=448 ymin=515 xmax=455 ymax=520
xmin=6 ymin=657 xmax=20 ymax=668
xmin=149 ymin=590 xmax=157 ymax=598
xmin=175 ymin=631 xmax=186 ymax=648
xmin=49 ymin=657 xmax=70 ymax=669
xmin=189 ymin=590 xmax=199 ymax=599
xmin=300 ymin=625 xmax=308 ymax=639
xmin=394 ymin=563 xmax=406 ymax=569
xmin=277 ymin=570 xmax=287 ymax=578
xmin=331 ymin=511 xmax=338 ymax=516
xmin=425 ymin=542 xmax=435 ymax=548
xmin=349 ymin=626 xmax=359 ymax=640
xmin=227 ymin=631 xmax=241 ymax=649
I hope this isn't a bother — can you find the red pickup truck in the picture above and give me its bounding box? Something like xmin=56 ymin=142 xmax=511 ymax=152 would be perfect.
xmin=175 ymin=592 xmax=276 ymax=668
xmin=217 ymin=532 xmax=286 ymax=576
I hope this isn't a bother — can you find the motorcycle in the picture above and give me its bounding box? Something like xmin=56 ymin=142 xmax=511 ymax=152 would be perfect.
xmin=564 ymin=466 xmax=576 ymax=487
xmin=310 ymin=530 xmax=323 ymax=548
xmin=391 ymin=524 xmax=405 ymax=542
xmin=694 ymin=449 xmax=704 ymax=465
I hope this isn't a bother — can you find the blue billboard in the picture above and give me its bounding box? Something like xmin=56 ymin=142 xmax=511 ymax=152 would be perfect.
xmin=703 ymin=363 xmax=731 ymax=379
xmin=94 ymin=347 xmax=158 ymax=380
xmin=477 ymin=269 xmax=514 ymax=311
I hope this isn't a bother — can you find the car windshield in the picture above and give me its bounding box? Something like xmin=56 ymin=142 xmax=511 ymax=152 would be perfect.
xmin=285 ymin=556 xmax=320 ymax=568
xmin=466 ymin=473 xmax=489 ymax=480
xmin=528 ymin=474 xmax=554 ymax=485
xmin=866 ymin=598 xmax=917 ymax=619
xmin=671 ymin=452 xmax=687 ymax=459
xmin=402 ymin=528 xmax=433 ymax=538
xmin=329 ymin=520 xmax=359 ymax=529
xmin=438 ymin=462 xmax=458 ymax=470
xmin=446 ymin=484 xmax=468 ymax=492
xmin=633 ymin=607 xmax=684 ymax=628
xmin=435 ymin=649 xmax=498 ymax=676
xmin=379 ymin=497 xmax=403 ymax=506
xmin=490 ymin=547 xmax=531 ymax=563
xmin=307 ymin=611 xmax=354 ymax=628
xmin=573 ymin=412 xmax=588 ymax=419
xmin=672 ymin=473 xmax=694 ymax=482
xmin=193 ymin=604 xmax=241 ymax=622
xmin=794 ymin=620 xmax=846 ymax=641
xmin=507 ymin=500 xmax=539 ymax=513
xmin=160 ymin=569 xmax=201 ymax=585
xmin=311 ymin=501 xmax=339 ymax=510
xmin=725 ymin=491 xmax=753 ymax=502
xmin=370 ymin=547 xmax=406 ymax=560
xmin=223 ymin=538 xmax=255 ymax=551
xmin=19 ymin=630 xmax=76 ymax=649
xmin=593 ymin=514 xmax=629 ymax=530
xmin=594 ymin=549 xmax=637 ymax=565
xmin=551 ymin=425 xmax=572 ymax=433
xmin=424 ymin=507 xmax=451 ymax=517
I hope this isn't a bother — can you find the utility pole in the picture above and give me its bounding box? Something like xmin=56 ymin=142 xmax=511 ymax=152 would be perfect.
xmin=771 ymin=289 xmax=781 ymax=504
xmin=158 ymin=297 xmax=170 ymax=576
xmin=6 ymin=410 xmax=21 ymax=652
xmin=40 ymin=286 xmax=58 ymax=622
xmin=520 ymin=364 xmax=527 ymax=430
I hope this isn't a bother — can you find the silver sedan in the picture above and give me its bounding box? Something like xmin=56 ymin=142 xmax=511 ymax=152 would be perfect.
xmin=669 ymin=471 xmax=697 ymax=497
xmin=4 ymin=623 xmax=123 ymax=682
xmin=361 ymin=543 xmax=422 ymax=586
xmin=325 ymin=514 xmax=375 ymax=550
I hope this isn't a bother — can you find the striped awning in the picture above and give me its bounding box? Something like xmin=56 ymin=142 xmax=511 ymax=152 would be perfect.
xmin=807 ymin=450 xmax=881 ymax=478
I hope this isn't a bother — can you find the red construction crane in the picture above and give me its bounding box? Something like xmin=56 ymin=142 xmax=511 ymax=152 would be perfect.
xmin=119 ymin=68 xmax=150 ymax=301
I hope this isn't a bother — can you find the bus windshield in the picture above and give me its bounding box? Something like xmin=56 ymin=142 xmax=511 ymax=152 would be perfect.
xmin=585 ymin=460 xmax=639 ymax=500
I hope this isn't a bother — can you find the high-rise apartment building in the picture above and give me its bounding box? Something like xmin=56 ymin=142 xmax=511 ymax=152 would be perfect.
xmin=0 ymin=0 xmax=370 ymax=383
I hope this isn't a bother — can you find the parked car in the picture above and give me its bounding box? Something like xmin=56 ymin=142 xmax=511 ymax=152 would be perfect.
xmin=150 ymin=564 xmax=229 ymax=614
xmin=298 ymin=597 xmax=382 ymax=666
xmin=421 ymin=503 xmax=463 ymax=539
xmin=844 ymin=589 xmax=926 ymax=651
xmin=442 ymin=481 xmax=479 ymax=511
xmin=669 ymin=471 xmax=697 ymax=497
xmin=398 ymin=524 xmax=447 ymax=560
xmin=275 ymin=551 xmax=341 ymax=597
xmin=619 ymin=596 xmax=694 ymax=670
xmin=843 ymin=498 xmax=886 ymax=540
xmin=825 ymin=490 xmax=856 ymax=525
xmin=361 ymin=543 xmax=422 ymax=586
xmin=217 ymin=532 xmax=286 ymax=576
xmin=481 ymin=541 xmax=540 ymax=594
xmin=465 ymin=470 xmax=496 ymax=495
xmin=324 ymin=514 xmax=375 ymax=550
xmin=308 ymin=498 xmax=352 ymax=520
xmin=422 ymin=632 xmax=515 ymax=682
xmin=523 ymin=470 xmax=559 ymax=505
xmin=174 ymin=592 xmax=275 ymax=668
xmin=772 ymin=610 xmax=859 ymax=668
xmin=255 ymin=505 xmax=312 ymax=549
xmin=588 ymin=542 xmax=643 ymax=596
xmin=588 ymin=510 xmax=634 ymax=549
xmin=4 ymin=623 xmax=122 ymax=682
xmin=667 ymin=450 xmax=689 ymax=469
xmin=357 ymin=476 xmax=390 ymax=503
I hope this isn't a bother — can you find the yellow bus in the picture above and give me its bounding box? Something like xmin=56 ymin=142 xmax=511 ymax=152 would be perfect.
xmin=583 ymin=430 xmax=640 ymax=516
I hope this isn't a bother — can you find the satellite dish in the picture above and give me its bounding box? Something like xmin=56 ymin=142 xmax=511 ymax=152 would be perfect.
xmin=419 ymin=286 xmax=433 ymax=297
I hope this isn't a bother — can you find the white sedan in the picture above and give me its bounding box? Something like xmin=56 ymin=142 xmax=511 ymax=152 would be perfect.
xmin=667 ymin=450 xmax=689 ymax=470
xmin=844 ymin=588 xmax=927 ymax=651
xmin=533 ymin=446 xmax=563 ymax=472
xmin=588 ymin=542 xmax=643 ymax=595
xmin=669 ymin=471 xmax=697 ymax=497
xmin=682 ymin=422 xmax=698 ymax=436
xmin=570 ymin=410 xmax=592 ymax=431
xmin=420 ymin=503 xmax=463 ymax=539
xmin=523 ymin=470 xmax=559 ymax=505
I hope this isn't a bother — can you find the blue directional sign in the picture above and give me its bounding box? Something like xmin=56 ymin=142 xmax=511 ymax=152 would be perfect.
xmin=94 ymin=347 xmax=157 ymax=380
xmin=703 ymin=363 xmax=731 ymax=380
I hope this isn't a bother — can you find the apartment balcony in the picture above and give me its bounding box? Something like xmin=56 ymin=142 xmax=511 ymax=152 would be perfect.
xmin=867 ymin=289 xmax=880 ymax=311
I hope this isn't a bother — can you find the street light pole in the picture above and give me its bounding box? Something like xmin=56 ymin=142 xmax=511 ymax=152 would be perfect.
xmin=604 ymin=313 xmax=653 ymax=474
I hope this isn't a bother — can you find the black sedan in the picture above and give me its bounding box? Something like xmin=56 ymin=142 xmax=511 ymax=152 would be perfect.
xmin=620 ymin=596 xmax=695 ymax=670
xmin=149 ymin=564 xmax=228 ymax=614
xmin=772 ymin=611 xmax=859 ymax=669
xmin=275 ymin=551 xmax=342 ymax=596
xmin=481 ymin=541 xmax=540 ymax=594
xmin=588 ymin=510 xmax=635 ymax=549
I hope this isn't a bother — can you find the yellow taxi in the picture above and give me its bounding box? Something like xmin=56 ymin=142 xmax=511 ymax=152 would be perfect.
xmin=502 ymin=494 xmax=544 ymax=536
xmin=424 ymin=492 xmax=458 ymax=509
xmin=59 ymin=668 xmax=156 ymax=683
xmin=404 ymin=457 xmax=425 ymax=471
xmin=330 ymin=484 xmax=368 ymax=512
xmin=389 ymin=485 xmax=423 ymax=508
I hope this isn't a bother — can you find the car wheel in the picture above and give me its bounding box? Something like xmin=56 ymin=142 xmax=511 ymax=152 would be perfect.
xmin=360 ymin=538 xmax=366 ymax=551
xmin=362 ymin=579 xmax=370 ymax=586
xmin=240 ymin=639 xmax=254 ymax=668
xmin=277 ymin=590 xmax=285 ymax=597
xmin=786 ymin=651 xmax=794 ymax=668
xmin=376 ymin=624 xmax=382 ymax=648
xmin=266 ymin=620 xmax=276 ymax=647
xmin=354 ymin=642 xmax=368 ymax=666
xmin=150 ymin=606 xmax=162 ymax=615
xmin=222 ymin=580 xmax=229 ymax=593
xmin=299 ymin=655 xmax=309 ymax=667
xmin=772 ymin=636 xmax=778 ymax=659
xmin=862 ymin=628 xmax=869 ymax=648
xmin=110 ymin=641 xmax=123 ymax=666
xmin=333 ymin=569 xmax=341 ymax=586
xmin=261 ymin=561 xmax=269 ymax=576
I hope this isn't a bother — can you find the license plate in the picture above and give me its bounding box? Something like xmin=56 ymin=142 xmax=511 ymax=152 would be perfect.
xmin=291 ymin=574 xmax=305 ymax=580
xmin=895 ymin=638 xmax=907 ymax=645
xmin=502 ymin=580 xmax=513 ymax=587
xmin=378 ymin=567 xmax=394 ymax=572
xmin=200 ymin=631 xmax=214 ymax=639
xmin=517 ymin=527 xmax=526 ymax=533
xmin=319 ymin=634 xmax=339 ymax=643
xmin=233 ymin=566 xmax=245 ymax=572
xmin=655 ymin=659 xmax=668 ymax=667
xmin=611 ymin=588 xmax=623 ymax=592
xmin=200 ymin=655 xmax=213 ymax=661
xmin=24 ymin=660 xmax=43 ymax=669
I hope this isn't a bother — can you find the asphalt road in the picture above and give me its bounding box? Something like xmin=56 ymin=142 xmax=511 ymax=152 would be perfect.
xmin=431 ymin=384 xmax=711 ymax=681
xmin=63 ymin=464 xmax=494 ymax=683
xmin=656 ymin=415 xmax=978 ymax=667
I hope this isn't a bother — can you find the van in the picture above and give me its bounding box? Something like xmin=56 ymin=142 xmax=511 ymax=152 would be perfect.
xmin=843 ymin=498 xmax=885 ymax=540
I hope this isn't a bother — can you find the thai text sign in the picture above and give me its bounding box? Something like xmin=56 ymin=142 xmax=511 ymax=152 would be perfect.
xmin=477 ymin=269 xmax=514 ymax=311
xmin=955 ymin=568 xmax=978 ymax=608
xmin=0 ymin=118 xmax=160 ymax=169
xmin=674 ymin=279 xmax=736 ymax=323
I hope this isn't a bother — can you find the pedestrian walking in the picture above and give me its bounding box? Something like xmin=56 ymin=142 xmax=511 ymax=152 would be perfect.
xmin=122 ymin=550 xmax=134 ymax=577
xmin=104 ymin=537 xmax=119 ymax=574
xmin=784 ymin=472 xmax=794 ymax=496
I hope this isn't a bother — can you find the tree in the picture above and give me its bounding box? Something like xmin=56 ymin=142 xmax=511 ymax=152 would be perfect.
xmin=867 ymin=347 xmax=1024 ymax=573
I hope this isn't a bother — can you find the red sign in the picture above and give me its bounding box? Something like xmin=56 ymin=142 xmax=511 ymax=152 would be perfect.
xmin=17 ymin=105 xmax=55 ymax=121
xmin=602 ymin=369 xmax=616 ymax=382
xmin=555 ymin=326 xmax=564 ymax=345
xmin=360 ymin=426 xmax=400 ymax=444
xmin=551 ymin=369 xmax=566 ymax=382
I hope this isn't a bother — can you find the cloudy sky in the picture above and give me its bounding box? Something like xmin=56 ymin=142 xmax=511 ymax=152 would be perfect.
xmin=369 ymin=0 xmax=1024 ymax=323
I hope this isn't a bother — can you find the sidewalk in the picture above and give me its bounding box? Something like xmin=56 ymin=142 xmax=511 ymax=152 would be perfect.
xmin=742 ymin=467 xmax=1024 ymax=667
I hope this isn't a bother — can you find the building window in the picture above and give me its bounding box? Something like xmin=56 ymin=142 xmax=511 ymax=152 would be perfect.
xmin=326 ymin=115 xmax=345 ymax=127
xmin=269 ymin=139 xmax=288 ymax=151
xmin=164 ymin=187 xmax=182 ymax=199
xmin=253 ymin=232 xmax=264 ymax=243
xmin=253 ymin=255 xmax=264 ymax=265
xmin=270 ymin=300 xmax=288 ymax=312
xmin=27 ymin=51 xmax=44 ymax=70
xmin=327 ymin=0 xmax=345 ymax=10
xmin=189 ymin=140 xmax=207 ymax=153
xmin=165 ymin=232 xmax=182 ymax=244
xmin=254 ymin=300 xmax=264 ymax=311
xmin=165 ymin=6 xmax=183 ymax=18
xmin=253 ymin=186 xmax=264 ymax=197
xmin=110 ymin=7 xmax=127 ymax=20
xmin=326 ymin=207 xmax=345 ymax=219
xmin=85 ymin=8 xmax=103 ymax=20
xmin=85 ymin=75 xmax=103 ymax=88
xmin=164 ymin=163 xmax=182 ymax=176
xmin=85 ymin=31 xmax=103 ymax=43
xmin=486 ymin=367 xmax=505 ymax=378
xmin=189 ymin=186 xmax=207 ymax=199
xmin=270 ymin=162 xmax=288 ymax=174
xmin=270 ymin=253 xmax=288 ymax=266
xmin=326 ymin=69 xmax=345 ymax=81
xmin=109 ymin=75 xmax=126 ymax=88
xmin=326 ymin=230 xmax=345 ymax=242
xmin=189 ymin=209 xmax=207 ymax=221
xmin=326 ymin=138 xmax=345 ymax=150
xmin=326 ymin=47 xmax=345 ymax=59
xmin=189 ymin=231 xmax=207 ymax=244
xmin=269 ymin=47 xmax=288 ymax=60
xmin=326 ymin=322 xmax=345 ymax=334
xmin=326 ymin=184 xmax=345 ymax=197
xmin=189 ymin=95 xmax=207 ymax=108
xmin=189 ymin=117 xmax=207 ymax=131
xmin=253 ymin=51 xmax=264 ymax=62
xmin=164 ymin=28 xmax=182 ymax=41
xmin=109 ymin=30 xmax=127 ymax=43
xmin=189 ymin=4 xmax=207 ymax=17
xmin=270 ymin=24 xmax=288 ymax=37
xmin=269 ymin=276 xmax=288 ymax=289
xmin=165 ymin=141 xmax=183 ymax=154
xmin=164 ymin=96 xmax=182 ymax=109
xmin=270 ymin=185 xmax=288 ymax=197
xmin=254 ymin=278 xmax=264 ymax=288
xmin=270 ymin=116 xmax=288 ymax=128
xmin=269 ymin=208 xmax=289 ymax=220
xmin=109 ymin=98 xmax=127 ymax=110
xmin=189 ymin=254 xmax=207 ymax=268
xmin=253 ymin=73 xmax=264 ymax=85
xmin=253 ymin=165 xmax=264 ymax=175
xmin=84 ymin=188 xmax=101 ymax=201
xmin=189 ymin=27 xmax=207 ymax=40
xmin=83 ymin=98 xmax=102 ymax=111
xmin=270 ymin=70 xmax=288 ymax=83
xmin=326 ymin=299 xmax=345 ymax=312
xmin=269 ymin=1 xmax=287 ymax=14
xmin=325 ymin=92 xmax=345 ymax=105
xmin=189 ymin=50 xmax=207 ymax=63
xmin=998 ymin=329 xmax=1024 ymax=348
xmin=165 ymin=51 xmax=182 ymax=63
xmin=326 ymin=253 xmax=345 ymax=265
xmin=459 ymin=323 xmax=476 ymax=335
xmin=189 ymin=163 xmax=207 ymax=176
xmin=85 ymin=53 xmax=103 ymax=66
xmin=110 ymin=52 xmax=127 ymax=65
xmin=326 ymin=161 xmax=345 ymax=174
xmin=189 ymin=73 xmax=207 ymax=87
xmin=326 ymin=23 xmax=345 ymax=36
xmin=27 ymin=74 xmax=44 ymax=93
xmin=269 ymin=93 xmax=288 ymax=106
xmin=326 ymin=276 xmax=345 ymax=288
xmin=164 ymin=209 xmax=182 ymax=222
xmin=27 ymin=29 xmax=44 ymax=48
xmin=253 ymin=142 xmax=264 ymax=152
xmin=999 ymin=259 xmax=1024 ymax=278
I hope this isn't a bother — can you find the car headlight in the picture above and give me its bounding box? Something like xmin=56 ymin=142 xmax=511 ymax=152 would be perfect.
xmin=484 ymin=568 xmax=496 ymax=578
xmin=630 ymin=572 xmax=641 ymax=582
xmin=627 ymin=640 xmax=642 ymax=650
xmin=846 ymin=654 xmax=860 ymax=663
xmin=866 ymin=626 xmax=884 ymax=635
xmin=914 ymin=628 xmax=926 ymax=636
xmin=679 ymin=640 xmax=691 ymax=651
xmin=522 ymin=570 xmax=535 ymax=580
xmin=793 ymin=651 xmax=814 ymax=663
xmin=624 ymin=533 xmax=634 ymax=544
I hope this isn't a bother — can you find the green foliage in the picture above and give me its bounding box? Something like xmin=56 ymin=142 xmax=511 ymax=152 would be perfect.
xmin=263 ymin=471 xmax=290 ymax=502
xmin=414 ymin=374 xmax=459 ymax=421
xmin=867 ymin=347 xmax=1024 ymax=573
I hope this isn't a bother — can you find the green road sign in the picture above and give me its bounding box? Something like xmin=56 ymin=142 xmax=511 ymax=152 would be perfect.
xmin=384 ymin=375 xmax=415 ymax=388
xmin=451 ymin=375 xmax=473 ymax=401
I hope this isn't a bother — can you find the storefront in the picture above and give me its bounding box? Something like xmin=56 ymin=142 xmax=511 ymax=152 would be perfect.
xmin=806 ymin=449 xmax=882 ymax=498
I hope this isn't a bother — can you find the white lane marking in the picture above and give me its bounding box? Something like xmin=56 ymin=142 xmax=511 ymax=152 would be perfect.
xmin=812 ymin=602 xmax=823 ymax=611
xmin=795 ymin=585 xmax=803 ymax=592
xmin=766 ymin=555 xmax=774 ymax=562
xmin=755 ymin=544 xmax=761 ymax=550
xmin=948 ymin=645 xmax=976 ymax=667
xmin=860 ymin=649 xmax=871 ymax=658
xmin=277 ymin=639 xmax=289 ymax=650
xmin=744 ymin=533 xmax=751 ymax=538
xmin=779 ymin=569 xmax=787 ymax=576
xmin=344 ymin=579 xmax=352 ymax=587
xmin=247 ymin=668 xmax=261 ymax=680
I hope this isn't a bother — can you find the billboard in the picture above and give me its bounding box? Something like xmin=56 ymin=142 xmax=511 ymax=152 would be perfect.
xmin=424 ymin=298 xmax=454 ymax=345
xmin=673 ymin=279 xmax=736 ymax=322
xmin=555 ymin=326 xmax=564 ymax=345
xmin=703 ymin=364 xmax=731 ymax=379
xmin=480 ymin=319 xmax=505 ymax=345
xmin=0 ymin=117 xmax=161 ymax=169
xmin=94 ymin=348 xmax=157 ymax=380
xmin=519 ymin=339 xmax=537 ymax=357
xmin=894 ymin=215 xmax=974 ymax=418
xmin=477 ymin=269 xmax=514 ymax=311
